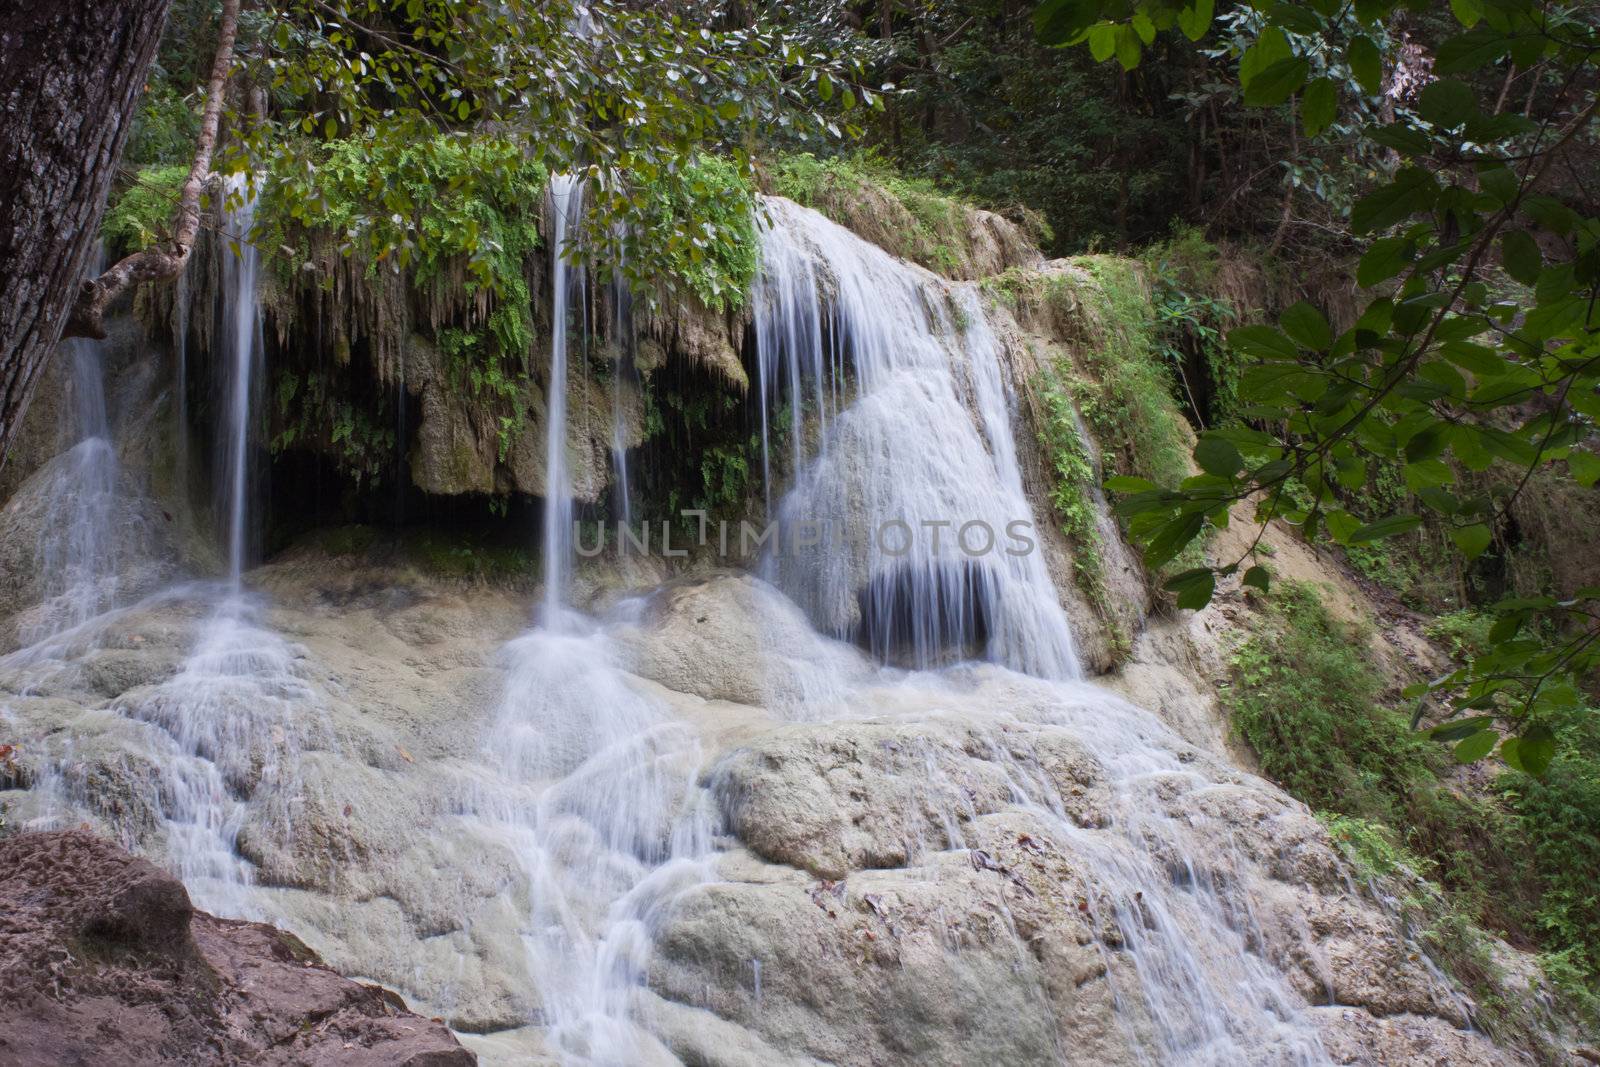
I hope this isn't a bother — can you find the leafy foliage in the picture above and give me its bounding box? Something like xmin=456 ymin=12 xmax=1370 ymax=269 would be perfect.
xmin=637 ymin=156 xmax=758 ymax=311
xmin=1036 ymin=371 xmax=1113 ymax=613
xmin=1230 ymin=581 xmax=1600 ymax=1025
xmin=271 ymin=369 xmax=396 ymax=487
xmin=225 ymin=0 xmax=877 ymax=294
xmin=1039 ymin=0 xmax=1600 ymax=766
xmin=102 ymin=165 xmax=190 ymax=255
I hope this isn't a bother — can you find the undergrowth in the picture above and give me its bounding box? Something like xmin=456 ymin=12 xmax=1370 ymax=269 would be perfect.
xmin=1232 ymin=581 xmax=1600 ymax=1048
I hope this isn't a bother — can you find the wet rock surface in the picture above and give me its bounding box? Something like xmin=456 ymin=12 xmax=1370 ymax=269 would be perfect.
xmin=0 ymin=567 xmax=1539 ymax=1066
xmin=0 ymin=829 xmax=474 ymax=1067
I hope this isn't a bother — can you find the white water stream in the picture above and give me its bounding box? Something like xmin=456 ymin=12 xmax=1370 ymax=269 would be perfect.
xmin=465 ymin=195 xmax=1334 ymax=1065
xmin=0 ymin=182 xmax=1389 ymax=1066
xmin=16 ymin=245 xmax=122 ymax=647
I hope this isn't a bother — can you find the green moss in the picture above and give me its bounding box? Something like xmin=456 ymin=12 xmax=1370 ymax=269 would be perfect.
xmin=101 ymin=165 xmax=189 ymax=255
xmin=637 ymin=156 xmax=758 ymax=311
xmin=1065 ymin=257 xmax=1193 ymax=492
xmin=770 ymin=151 xmax=978 ymax=275
xmin=1035 ymin=369 xmax=1119 ymax=636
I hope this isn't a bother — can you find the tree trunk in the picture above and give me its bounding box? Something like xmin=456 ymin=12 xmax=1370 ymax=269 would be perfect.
xmin=0 ymin=0 xmax=172 ymax=471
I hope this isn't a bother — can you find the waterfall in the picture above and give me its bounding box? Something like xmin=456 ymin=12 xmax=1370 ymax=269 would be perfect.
xmin=474 ymin=174 xmax=719 ymax=1064
xmin=609 ymin=256 xmax=633 ymax=528
xmin=542 ymin=174 xmax=585 ymax=623
xmin=120 ymin=179 xmax=312 ymax=921
xmin=741 ymin=198 xmax=1332 ymax=1065
xmin=174 ymin=261 xmax=192 ymax=512
xmin=219 ymin=178 xmax=263 ymax=587
xmin=16 ymin=245 xmax=123 ymax=646
xmin=753 ymin=197 xmax=1080 ymax=680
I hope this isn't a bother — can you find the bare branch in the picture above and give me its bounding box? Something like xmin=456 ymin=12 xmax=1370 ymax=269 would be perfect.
xmin=63 ymin=0 xmax=240 ymax=340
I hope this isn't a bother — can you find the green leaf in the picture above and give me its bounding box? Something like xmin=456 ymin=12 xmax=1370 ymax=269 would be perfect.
xmin=1114 ymin=24 xmax=1142 ymax=70
xmin=1239 ymin=27 xmax=1291 ymax=89
xmin=1352 ymin=168 xmax=1438 ymax=233
xmin=1105 ymin=475 xmax=1160 ymax=493
xmin=1434 ymin=27 xmax=1510 ymax=74
xmin=1515 ymin=723 xmax=1556 ymax=776
xmin=1034 ymin=0 xmax=1100 ymax=45
xmin=1088 ymin=23 xmax=1116 ymax=62
xmin=1418 ymin=79 xmax=1475 ymax=128
xmin=1451 ymin=523 xmax=1492 ymax=559
xmin=1177 ymin=0 xmax=1214 ymax=42
xmin=1301 ymin=77 xmax=1336 ymax=136
xmin=1430 ymin=715 xmax=1495 ymax=741
xmin=1500 ymin=229 xmax=1541 ymax=286
xmin=1195 ymin=434 xmax=1244 ymax=478
xmin=1403 ymin=459 xmax=1454 ymax=491
xmin=1454 ymin=729 xmax=1498 ymax=763
xmin=1244 ymin=57 xmax=1310 ymax=107
xmin=1280 ymin=301 xmax=1332 ymax=350
xmin=1358 ymin=237 xmax=1414 ymax=287
xmin=1242 ymin=565 xmax=1271 ymax=592
xmin=1163 ymin=567 xmax=1216 ymax=610
xmin=1348 ymin=36 xmax=1382 ymax=95
xmin=1449 ymin=0 xmax=1484 ymax=26
xmin=1324 ymin=509 xmax=1361 ymax=544
xmin=1144 ymin=512 xmax=1206 ymax=570
xmin=1569 ymin=451 xmax=1600 ymax=488
xmin=1229 ymin=325 xmax=1301 ymax=360
xmin=1348 ymin=514 xmax=1422 ymax=543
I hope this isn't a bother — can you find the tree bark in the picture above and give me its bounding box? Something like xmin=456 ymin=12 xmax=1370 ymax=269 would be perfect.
xmin=65 ymin=0 xmax=239 ymax=343
xmin=0 ymin=0 xmax=172 ymax=469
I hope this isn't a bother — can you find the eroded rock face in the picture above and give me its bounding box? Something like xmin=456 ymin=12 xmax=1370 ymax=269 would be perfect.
xmin=0 ymin=568 xmax=1539 ymax=1066
xmin=0 ymin=829 xmax=474 ymax=1067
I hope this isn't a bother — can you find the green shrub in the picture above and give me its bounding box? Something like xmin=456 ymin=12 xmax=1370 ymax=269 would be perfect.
xmin=1230 ymin=580 xmax=1600 ymax=1033
xmin=101 ymin=164 xmax=189 ymax=255
xmin=1067 ymin=257 xmax=1194 ymax=494
xmin=1035 ymin=371 xmax=1111 ymax=614
xmin=637 ymin=156 xmax=758 ymax=311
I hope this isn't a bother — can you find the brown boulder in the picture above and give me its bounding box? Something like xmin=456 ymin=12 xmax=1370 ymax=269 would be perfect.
xmin=0 ymin=829 xmax=474 ymax=1067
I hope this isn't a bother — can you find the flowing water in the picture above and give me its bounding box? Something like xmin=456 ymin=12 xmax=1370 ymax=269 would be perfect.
xmin=220 ymin=176 xmax=263 ymax=588
xmin=755 ymin=198 xmax=1080 ymax=680
xmin=541 ymin=174 xmax=585 ymax=623
xmin=459 ymin=194 xmax=1334 ymax=1065
xmin=2 ymin=184 xmax=1389 ymax=1065
xmin=16 ymin=245 xmax=123 ymax=647
xmin=478 ymin=174 xmax=716 ymax=1063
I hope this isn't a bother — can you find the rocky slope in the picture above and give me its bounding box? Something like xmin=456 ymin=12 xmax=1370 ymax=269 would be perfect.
xmin=0 ymin=828 xmax=473 ymax=1066
xmin=0 ymin=181 xmax=1581 ymax=1064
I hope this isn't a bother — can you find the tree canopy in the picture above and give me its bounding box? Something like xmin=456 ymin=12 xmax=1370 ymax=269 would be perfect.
xmin=1031 ymin=0 xmax=1599 ymax=772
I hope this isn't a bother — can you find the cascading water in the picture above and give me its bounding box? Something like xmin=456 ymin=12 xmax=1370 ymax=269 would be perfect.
xmin=16 ymin=245 xmax=123 ymax=647
xmin=739 ymin=196 xmax=1332 ymax=1065
xmin=609 ymin=253 xmax=634 ymax=528
xmin=220 ymin=177 xmax=263 ymax=588
xmin=754 ymin=197 xmax=1080 ymax=679
xmin=541 ymin=174 xmax=585 ymax=623
xmin=117 ymin=178 xmax=316 ymax=920
xmin=478 ymin=175 xmax=715 ymax=1064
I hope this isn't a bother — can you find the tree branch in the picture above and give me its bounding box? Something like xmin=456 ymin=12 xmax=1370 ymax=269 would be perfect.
xmin=62 ymin=0 xmax=240 ymax=340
